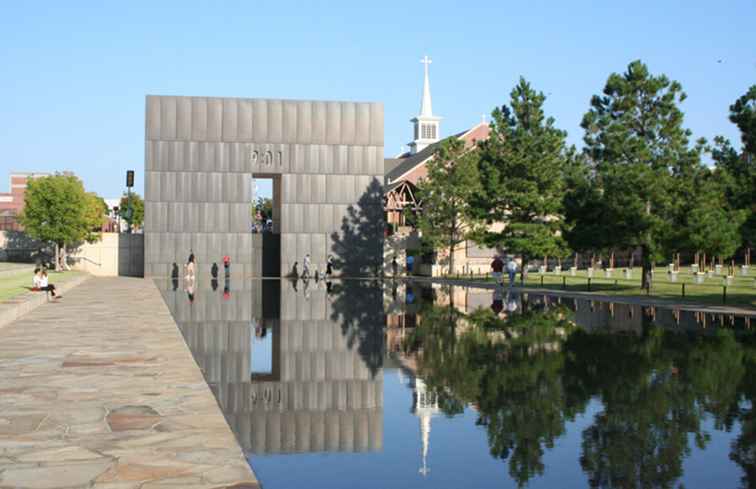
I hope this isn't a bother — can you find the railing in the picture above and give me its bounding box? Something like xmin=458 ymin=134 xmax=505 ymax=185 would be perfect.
xmin=435 ymin=268 xmax=755 ymax=306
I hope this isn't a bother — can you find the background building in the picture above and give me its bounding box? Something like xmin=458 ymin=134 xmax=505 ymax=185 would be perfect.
xmin=383 ymin=59 xmax=495 ymax=276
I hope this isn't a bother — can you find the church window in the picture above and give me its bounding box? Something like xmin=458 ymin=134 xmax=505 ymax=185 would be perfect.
xmin=421 ymin=124 xmax=436 ymax=140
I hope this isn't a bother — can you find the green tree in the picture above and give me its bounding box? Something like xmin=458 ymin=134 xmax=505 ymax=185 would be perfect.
xmin=729 ymin=85 xmax=756 ymax=156
xmin=710 ymin=85 xmax=756 ymax=249
xmin=581 ymin=60 xmax=701 ymax=288
xmin=83 ymin=193 xmax=108 ymax=241
xmin=475 ymin=78 xmax=569 ymax=275
xmin=562 ymin=150 xmax=608 ymax=266
xmin=118 ymin=192 xmax=144 ymax=231
xmin=411 ymin=137 xmax=481 ymax=274
xmin=19 ymin=174 xmax=100 ymax=270
xmin=686 ymin=175 xmax=745 ymax=265
xmin=254 ymin=197 xmax=273 ymax=220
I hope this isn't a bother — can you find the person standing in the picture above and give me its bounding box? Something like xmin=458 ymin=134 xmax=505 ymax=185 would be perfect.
xmin=185 ymin=252 xmax=196 ymax=280
xmin=506 ymin=257 xmax=518 ymax=287
xmin=326 ymin=255 xmax=334 ymax=277
xmin=491 ymin=256 xmax=504 ymax=285
xmin=392 ymin=256 xmax=398 ymax=278
xmin=406 ymin=255 xmax=415 ymax=275
xmin=302 ymin=254 xmax=311 ymax=279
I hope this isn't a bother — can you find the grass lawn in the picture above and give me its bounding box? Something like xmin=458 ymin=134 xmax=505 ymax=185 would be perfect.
xmin=456 ymin=266 xmax=756 ymax=309
xmin=0 ymin=270 xmax=84 ymax=302
xmin=0 ymin=263 xmax=34 ymax=273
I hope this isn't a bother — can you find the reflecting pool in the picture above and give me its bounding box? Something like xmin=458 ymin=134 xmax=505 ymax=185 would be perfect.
xmin=157 ymin=278 xmax=756 ymax=488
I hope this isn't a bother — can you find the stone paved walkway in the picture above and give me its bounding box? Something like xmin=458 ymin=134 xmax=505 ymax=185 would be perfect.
xmin=0 ymin=277 xmax=258 ymax=489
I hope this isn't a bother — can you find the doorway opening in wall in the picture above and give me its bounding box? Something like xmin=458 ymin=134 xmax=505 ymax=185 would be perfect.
xmin=251 ymin=175 xmax=281 ymax=277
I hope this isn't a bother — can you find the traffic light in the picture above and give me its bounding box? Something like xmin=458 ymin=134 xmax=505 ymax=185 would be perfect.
xmin=126 ymin=170 xmax=134 ymax=188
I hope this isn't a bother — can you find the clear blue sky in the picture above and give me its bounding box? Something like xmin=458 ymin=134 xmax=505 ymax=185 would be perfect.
xmin=1 ymin=1 xmax=754 ymax=197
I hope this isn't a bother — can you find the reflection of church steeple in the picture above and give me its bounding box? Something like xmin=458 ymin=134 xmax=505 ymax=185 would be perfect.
xmin=412 ymin=377 xmax=439 ymax=477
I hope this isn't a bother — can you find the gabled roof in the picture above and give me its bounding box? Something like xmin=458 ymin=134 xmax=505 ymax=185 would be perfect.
xmin=384 ymin=129 xmax=467 ymax=184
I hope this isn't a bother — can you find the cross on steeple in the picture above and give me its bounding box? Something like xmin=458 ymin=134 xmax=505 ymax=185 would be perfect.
xmin=408 ymin=55 xmax=442 ymax=154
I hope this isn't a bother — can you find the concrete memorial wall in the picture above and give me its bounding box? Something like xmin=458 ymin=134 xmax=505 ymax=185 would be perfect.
xmin=144 ymin=96 xmax=384 ymax=277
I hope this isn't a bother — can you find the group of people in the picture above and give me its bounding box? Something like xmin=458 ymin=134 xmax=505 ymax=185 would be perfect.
xmin=171 ymin=252 xmax=234 ymax=302
xmin=31 ymin=268 xmax=58 ymax=299
xmin=491 ymin=255 xmax=519 ymax=287
xmin=292 ymin=254 xmax=334 ymax=280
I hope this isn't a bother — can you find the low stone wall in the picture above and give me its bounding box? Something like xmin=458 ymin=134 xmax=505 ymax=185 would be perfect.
xmin=0 ymin=273 xmax=90 ymax=330
xmin=69 ymin=233 xmax=144 ymax=277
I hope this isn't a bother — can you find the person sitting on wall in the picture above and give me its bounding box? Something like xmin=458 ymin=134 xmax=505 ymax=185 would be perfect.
xmin=32 ymin=268 xmax=42 ymax=291
xmin=39 ymin=269 xmax=59 ymax=299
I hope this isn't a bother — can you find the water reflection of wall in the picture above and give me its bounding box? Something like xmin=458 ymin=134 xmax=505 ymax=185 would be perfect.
xmin=159 ymin=279 xmax=383 ymax=455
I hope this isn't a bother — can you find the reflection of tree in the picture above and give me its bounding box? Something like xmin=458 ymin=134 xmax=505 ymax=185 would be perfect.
xmin=731 ymin=342 xmax=756 ymax=489
xmin=410 ymin=302 xmax=581 ymax=487
xmin=327 ymin=179 xmax=386 ymax=377
xmin=328 ymin=278 xmax=384 ymax=378
xmin=407 ymin=288 xmax=756 ymax=488
xmin=569 ymin=327 xmax=748 ymax=489
xmin=330 ymin=178 xmax=384 ymax=277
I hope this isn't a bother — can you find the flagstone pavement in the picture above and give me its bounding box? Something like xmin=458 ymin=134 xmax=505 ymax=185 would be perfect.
xmin=0 ymin=277 xmax=259 ymax=489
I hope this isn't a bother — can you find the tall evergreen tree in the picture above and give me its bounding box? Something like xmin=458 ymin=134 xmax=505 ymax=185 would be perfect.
xmin=711 ymin=85 xmax=756 ymax=249
xmin=729 ymin=85 xmax=756 ymax=156
xmin=685 ymin=173 xmax=745 ymax=265
xmin=411 ymin=137 xmax=481 ymax=274
xmin=474 ymin=78 xmax=569 ymax=274
xmin=581 ymin=60 xmax=700 ymax=288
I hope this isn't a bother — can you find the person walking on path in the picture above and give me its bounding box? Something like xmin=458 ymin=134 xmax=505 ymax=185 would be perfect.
xmin=301 ymin=254 xmax=311 ymax=279
xmin=506 ymin=257 xmax=518 ymax=287
xmin=392 ymin=256 xmax=399 ymax=278
xmin=491 ymin=256 xmax=504 ymax=286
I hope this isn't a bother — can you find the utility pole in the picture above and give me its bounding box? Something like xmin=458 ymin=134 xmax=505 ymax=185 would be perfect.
xmin=125 ymin=170 xmax=134 ymax=233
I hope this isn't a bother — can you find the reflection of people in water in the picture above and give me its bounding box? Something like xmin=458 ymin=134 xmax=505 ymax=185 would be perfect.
xmin=255 ymin=320 xmax=268 ymax=338
xmin=406 ymin=287 xmax=415 ymax=304
xmin=491 ymin=287 xmax=504 ymax=315
xmin=186 ymin=277 xmax=195 ymax=303
xmin=302 ymin=278 xmax=311 ymax=299
xmin=325 ymin=280 xmax=332 ymax=293
xmin=289 ymin=277 xmax=299 ymax=292
xmin=211 ymin=278 xmax=218 ymax=291
xmin=506 ymin=291 xmax=518 ymax=313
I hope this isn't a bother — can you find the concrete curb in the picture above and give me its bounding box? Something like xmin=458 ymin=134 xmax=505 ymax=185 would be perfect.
xmin=0 ymin=273 xmax=91 ymax=330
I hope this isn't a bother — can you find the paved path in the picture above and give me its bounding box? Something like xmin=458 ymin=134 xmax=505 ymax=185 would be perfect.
xmin=0 ymin=277 xmax=258 ymax=489
xmin=411 ymin=277 xmax=756 ymax=316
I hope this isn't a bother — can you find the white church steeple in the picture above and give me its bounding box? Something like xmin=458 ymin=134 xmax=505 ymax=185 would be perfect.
xmin=409 ymin=56 xmax=442 ymax=155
